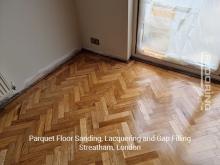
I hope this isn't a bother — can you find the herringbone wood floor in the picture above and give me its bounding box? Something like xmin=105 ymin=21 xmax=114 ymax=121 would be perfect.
xmin=1 ymin=51 xmax=220 ymax=165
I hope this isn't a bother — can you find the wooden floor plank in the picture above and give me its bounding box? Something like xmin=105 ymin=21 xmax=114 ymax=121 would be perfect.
xmin=0 ymin=51 xmax=220 ymax=164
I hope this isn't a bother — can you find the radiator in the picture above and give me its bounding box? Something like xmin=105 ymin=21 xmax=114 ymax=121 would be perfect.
xmin=0 ymin=73 xmax=13 ymax=101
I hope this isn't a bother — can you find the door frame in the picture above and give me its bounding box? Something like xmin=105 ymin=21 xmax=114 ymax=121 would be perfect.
xmin=131 ymin=0 xmax=220 ymax=82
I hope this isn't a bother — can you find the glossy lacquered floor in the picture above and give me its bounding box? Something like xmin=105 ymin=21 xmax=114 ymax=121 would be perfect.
xmin=0 ymin=51 xmax=220 ymax=165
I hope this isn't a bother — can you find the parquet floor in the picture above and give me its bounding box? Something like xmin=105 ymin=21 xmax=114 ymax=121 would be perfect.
xmin=1 ymin=51 xmax=220 ymax=165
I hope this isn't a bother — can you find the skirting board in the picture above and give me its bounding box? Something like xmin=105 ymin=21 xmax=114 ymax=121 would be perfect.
xmin=0 ymin=48 xmax=81 ymax=109
xmin=24 ymin=48 xmax=81 ymax=88
xmin=83 ymin=48 xmax=129 ymax=62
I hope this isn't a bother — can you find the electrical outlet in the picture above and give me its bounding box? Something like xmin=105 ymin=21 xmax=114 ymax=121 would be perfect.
xmin=90 ymin=37 xmax=100 ymax=45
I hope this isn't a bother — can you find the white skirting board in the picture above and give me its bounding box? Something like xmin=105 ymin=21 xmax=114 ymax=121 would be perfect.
xmin=0 ymin=48 xmax=81 ymax=109
xmin=23 ymin=48 xmax=81 ymax=89
xmin=84 ymin=48 xmax=129 ymax=62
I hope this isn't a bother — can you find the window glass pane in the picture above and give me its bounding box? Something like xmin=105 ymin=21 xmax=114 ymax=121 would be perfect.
xmin=137 ymin=0 xmax=220 ymax=70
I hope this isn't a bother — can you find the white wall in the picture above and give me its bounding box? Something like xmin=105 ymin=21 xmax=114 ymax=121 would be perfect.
xmin=75 ymin=0 xmax=133 ymax=61
xmin=128 ymin=0 xmax=134 ymax=57
xmin=0 ymin=0 xmax=81 ymax=91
